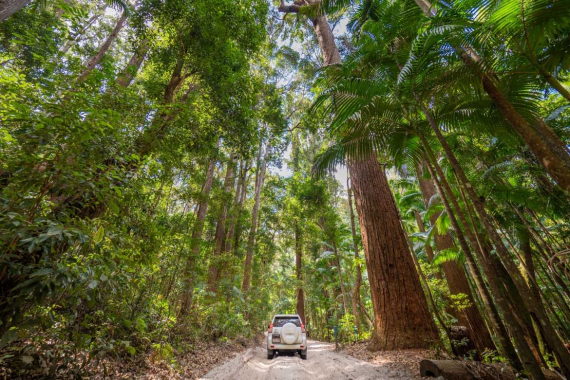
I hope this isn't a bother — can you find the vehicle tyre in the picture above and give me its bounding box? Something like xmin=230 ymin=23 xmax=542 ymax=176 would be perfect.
xmin=267 ymin=349 xmax=274 ymax=359
xmin=300 ymin=349 xmax=307 ymax=360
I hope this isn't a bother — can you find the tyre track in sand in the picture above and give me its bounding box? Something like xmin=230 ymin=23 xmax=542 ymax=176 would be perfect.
xmin=200 ymin=340 xmax=417 ymax=380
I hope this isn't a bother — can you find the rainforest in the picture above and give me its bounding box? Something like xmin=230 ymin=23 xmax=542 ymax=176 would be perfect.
xmin=0 ymin=0 xmax=570 ymax=379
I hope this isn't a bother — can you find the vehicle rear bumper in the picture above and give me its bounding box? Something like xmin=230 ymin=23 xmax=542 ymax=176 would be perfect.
xmin=267 ymin=343 xmax=306 ymax=351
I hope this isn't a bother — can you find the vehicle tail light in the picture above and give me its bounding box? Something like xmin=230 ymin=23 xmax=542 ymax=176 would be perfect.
xmin=301 ymin=322 xmax=306 ymax=333
xmin=300 ymin=345 xmax=304 ymax=348
xmin=269 ymin=323 xmax=273 ymax=332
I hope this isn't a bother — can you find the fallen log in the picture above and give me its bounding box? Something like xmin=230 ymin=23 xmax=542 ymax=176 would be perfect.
xmin=420 ymin=359 xmax=561 ymax=380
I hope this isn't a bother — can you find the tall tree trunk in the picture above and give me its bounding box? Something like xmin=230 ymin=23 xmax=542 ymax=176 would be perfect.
xmin=241 ymin=144 xmax=268 ymax=293
xmin=416 ymin=171 xmax=495 ymax=353
xmin=0 ymin=0 xmax=31 ymax=22
xmin=281 ymin=1 xmax=437 ymax=348
xmin=348 ymin=155 xmax=438 ymax=350
xmin=116 ymin=39 xmax=149 ymax=87
xmin=295 ymin=221 xmax=305 ymax=323
xmin=332 ymin=239 xmax=349 ymax=316
xmin=76 ymin=11 xmax=127 ymax=84
xmin=207 ymin=154 xmax=237 ymax=293
xmin=226 ymin=160 xmax=249 ymax=255
xmin=179 ymin=153 xmax=217 ymax=315
xmin=347 ymin=174 xmax=362 ymax=332
xmin=278 ymin=2 xmax=342 ymax=67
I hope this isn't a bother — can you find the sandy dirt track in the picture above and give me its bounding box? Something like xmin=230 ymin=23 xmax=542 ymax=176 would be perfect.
xmin=200 ymin=340 xmax=417 ymax=380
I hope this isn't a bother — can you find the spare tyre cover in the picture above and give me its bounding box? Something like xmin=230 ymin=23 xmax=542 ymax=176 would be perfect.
xmin=281 ymin=322 xmax=299 ymax=344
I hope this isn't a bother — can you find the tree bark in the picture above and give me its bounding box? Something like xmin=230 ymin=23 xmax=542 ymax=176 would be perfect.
xmin=348 ymin=155 xmax=438 ymax=350
xmin=332 ymin=239 xmax=349 ymax=316
xmin=347 ymin=174 xmax=362 ymax=332
xmin=179 ymin=153 xmax=217 ymax=315
xmin=76 ymin=11 xmax=127 ymax=84
xmin=279 ymin=1 xmax=341 ymax=66
xmin=116 ymin=39 xmax=149 ymax=87
xmin=295 ymin=221 xmax=305 ymax=323
xmin=207 ymin=154 xmax=237 ymax=293
xmin=0 ymin=0 xmax=31 ymax=22
xmin=225 ymin=160 xmax=249 ymax=256
xmin=241 ymin=144 xmax=267 ymax=293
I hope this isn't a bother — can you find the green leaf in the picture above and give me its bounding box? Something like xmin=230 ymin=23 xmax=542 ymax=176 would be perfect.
xmin=88 ymin=280 xmax=99 ymax=289
xmin=0 ymin=329 xmax=18 ymax=350
xmin=433 ymin=248 xmax=464 ymax=266
xmin=30 ymin=268 xmax=53 ymax=277
xmin=93 ymin=226 xmax=105 ymax=244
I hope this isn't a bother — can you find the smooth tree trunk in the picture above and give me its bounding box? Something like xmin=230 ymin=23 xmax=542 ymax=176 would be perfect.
xmin=76 ymin=11 xmax=127 ymax=84
xmin=332 ymin=239 xmax=349 ymax=316
xmin=241 ymin=144 xmax=268 ymax=293
xmin=347 ymin=174 xmax=362 ymax=332
xmin=416 ymin=172 xmax=495 ymax=353
xmin=295 ymin=222 xmax=305 ymax=323
xmin=348 ymin=155 xmax=438 ymax=350
xmin=278 ymin=1 xmax=341 ymax=67
xmin=116 ymin=39 xmax=149 ymax=87
xmin=0 ymin=0 xmax=30 ymax=22
xmin=179 ymin=155 xmax=217 ymax=315
xmin=207 ymin=154 xmax=237 ymax=293
xmin=225 ymin=160 xmax=249 ymax=256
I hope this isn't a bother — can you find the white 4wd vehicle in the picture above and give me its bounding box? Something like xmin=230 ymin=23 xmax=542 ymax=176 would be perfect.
xmin=267 ymin=314 xmax=307 ymax=360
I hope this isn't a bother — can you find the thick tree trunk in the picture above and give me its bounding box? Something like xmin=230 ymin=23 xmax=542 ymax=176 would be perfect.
xmin=242 ymin=145 xmax=267 ymax=293
xmin=207 ymin=154 xmax=237 ymax=293
xmin=295 ymin=222 xmax=305 ymax=323
xmin=417 ymin=173 xmax=494 ymax=353
xmin=348 ymin=155 xmax=438 ymax=350
xmin=76 ymin=11 xmax=127 ymax=84
xmin=347 ymin=175 xmax=362 ymax=332
xmin=311 ymin=15 xmax=341 ymax=66
xmin=179 ymin=155 xmax=217 ymax=315
xmin=0 ymin=0 xmax=31 ymax=22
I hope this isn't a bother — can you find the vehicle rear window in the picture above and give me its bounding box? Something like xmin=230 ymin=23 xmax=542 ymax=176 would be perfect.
xmin=273 ymin=317 xmax=301 ymax=327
